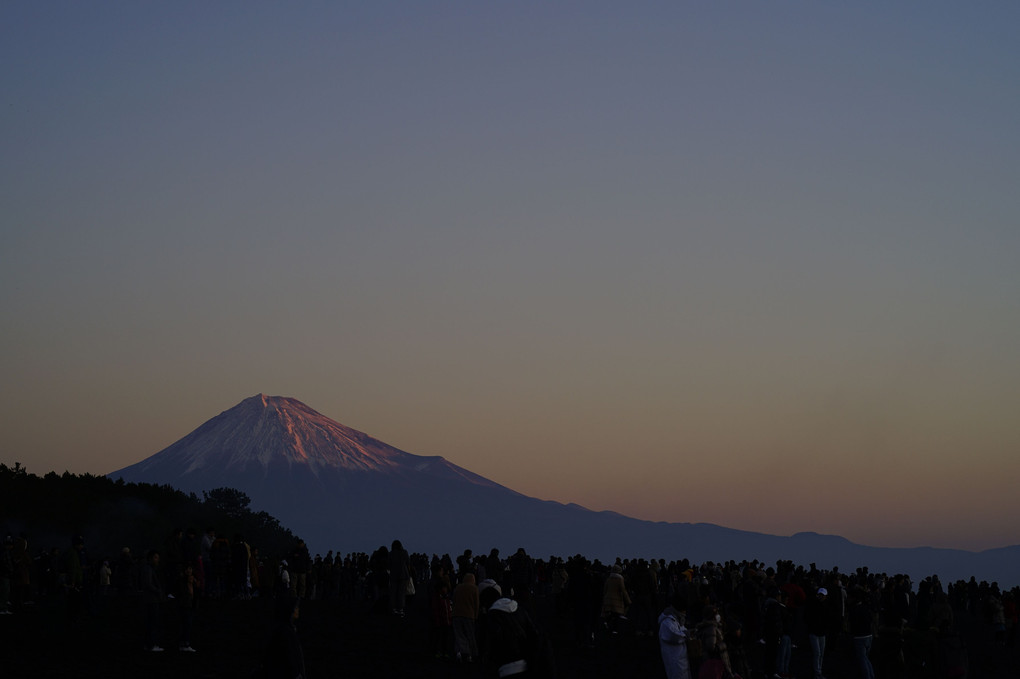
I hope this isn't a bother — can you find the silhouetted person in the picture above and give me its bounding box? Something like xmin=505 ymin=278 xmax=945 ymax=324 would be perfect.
xmin=486 ymin=548 xmax=504 ymax=586
xmin=456 ymin=549 xmax=474 ymax=579
xmin=231 ymin=534 xmax=250 ymax=598
xmin=601 ymin=564 xmax=631 ymax=635
xmin=140 ymin=549 xmax=164 ymax=651
xmin=163 ymin=528 xmax=183 ymax=589
xmin=114 ymin=547 xmax=133 ymax=596
xmin=290 ymin=539 xmax=311 ymax=598
xmin=388 ymin=539 xmax=411 ymax=616
xmin=761 ymin=587 xmax=783 ymax=679
xmin=566 ymin=556 xmax=597 ymax=647
xmin=0 ymin=536 xmax=13 ymax=615
xmin=11 ymin=533 xmax=31 ymax=610
xmin=509 ymin=547 xmax=535 ymax=610
xmin=200 ymin=528 xmax=215 ymax=593
xmin=65 ymin=535 xmax=86 ymax=622
xmin=265 ymin=595 xmax=305 ymax=679
xmin=182 ymin=527 xmax=200 ymax=571
xmin=630 ymin=559 xmax=657 ymax=635
xmin=430 ymin=574 xmax=453 ymax=658
xmin=178 ymin=562 xmax=197 ymax=652
xmin=452 ymin=572 xmax=479 ymax=662
xmin=850 ymin=588 xmax=875 ymax=679
xmin=806 ymin=586 xmax=829 ymax=679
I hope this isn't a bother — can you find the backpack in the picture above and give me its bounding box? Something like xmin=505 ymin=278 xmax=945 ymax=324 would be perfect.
xmin=700 ymin=622 xmax=718 ymax=656
xmin=686 ymin=636 xmax=703 ymax=662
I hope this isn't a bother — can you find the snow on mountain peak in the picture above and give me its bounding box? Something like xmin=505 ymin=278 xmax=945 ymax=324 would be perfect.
xmin=219 ymin=394 xmax=411 ymax=473
xmin=112 ymin=394 xmax=505 ymax=491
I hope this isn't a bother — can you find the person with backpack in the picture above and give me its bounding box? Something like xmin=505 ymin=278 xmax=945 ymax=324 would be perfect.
xmin=696 ymin=604 xmax=733 ymax=678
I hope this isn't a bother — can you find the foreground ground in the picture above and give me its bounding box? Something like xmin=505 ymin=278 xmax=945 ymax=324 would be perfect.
xmin=2 ymin=590 xmax=1018 ymax=678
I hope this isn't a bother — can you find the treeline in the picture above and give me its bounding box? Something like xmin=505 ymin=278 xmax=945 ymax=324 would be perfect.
xmin=0 ymin=462 xmax=295 ymax=558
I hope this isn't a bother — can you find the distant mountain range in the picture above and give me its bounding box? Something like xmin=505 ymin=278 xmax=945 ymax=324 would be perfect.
xmin=110 ymin=394 xmax=1018 ymax=586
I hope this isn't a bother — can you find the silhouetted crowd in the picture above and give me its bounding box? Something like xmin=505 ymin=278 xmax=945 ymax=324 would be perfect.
xmin=2 ymin=529 xmax=1017 ymax=678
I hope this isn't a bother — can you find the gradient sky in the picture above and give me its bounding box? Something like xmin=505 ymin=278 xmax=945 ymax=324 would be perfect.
xmin=3 ymin=2 xmax=1019 ymax=552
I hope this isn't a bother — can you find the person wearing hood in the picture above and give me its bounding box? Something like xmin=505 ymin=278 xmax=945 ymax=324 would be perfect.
xmin=482 ymin=584 xmax=550 ymax=678
xmin=658 ymin=594 xmax=691 ymax=679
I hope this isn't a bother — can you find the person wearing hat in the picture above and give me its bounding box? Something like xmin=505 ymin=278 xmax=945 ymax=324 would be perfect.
xmin=805 ymin=586 xmax=829 ymax=679
xmin=276 ymin=559 xmax=291 ymax=597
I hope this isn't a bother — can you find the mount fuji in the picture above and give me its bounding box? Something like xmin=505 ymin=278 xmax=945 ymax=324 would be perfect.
xmin=111 ymin=395 xmax=1018 ymax=585
xmin=113 ymin=393 xmax=507 ymax=498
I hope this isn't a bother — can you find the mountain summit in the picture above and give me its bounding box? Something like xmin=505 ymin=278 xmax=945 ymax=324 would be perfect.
xmin=115 ymin=394 xmax=503 ymax=491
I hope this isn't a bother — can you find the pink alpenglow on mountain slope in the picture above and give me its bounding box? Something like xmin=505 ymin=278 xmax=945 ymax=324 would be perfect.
xmin=113 ymin=394 xmax=503 ymax=489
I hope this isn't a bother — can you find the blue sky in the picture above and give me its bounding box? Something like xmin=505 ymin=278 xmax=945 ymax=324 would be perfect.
xmin=3 ymin=2 xmax=1019 ymax=550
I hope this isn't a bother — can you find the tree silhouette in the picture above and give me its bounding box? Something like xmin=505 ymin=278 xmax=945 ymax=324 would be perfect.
xmin=202 ymin=487 xmax=252 ymax=518
xmin=0 ymin=462 xmax=294 ymax=558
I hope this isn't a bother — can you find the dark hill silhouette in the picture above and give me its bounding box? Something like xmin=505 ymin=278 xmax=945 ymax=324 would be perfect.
xmin=0 ymin=462 xmax=294 ymax=560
